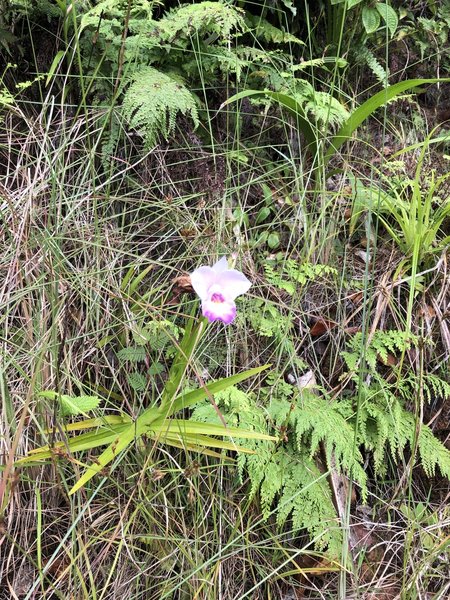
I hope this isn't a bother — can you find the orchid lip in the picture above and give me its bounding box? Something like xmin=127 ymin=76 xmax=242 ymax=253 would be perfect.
xmin=210 ymin=292 xmax=225 ymax=303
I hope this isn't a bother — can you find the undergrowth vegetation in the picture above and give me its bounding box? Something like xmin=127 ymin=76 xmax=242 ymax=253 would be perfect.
xmin=0 ymin=0 xmax=450 ymax=598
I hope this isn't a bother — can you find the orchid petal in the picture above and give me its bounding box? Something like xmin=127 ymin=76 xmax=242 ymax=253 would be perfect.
xmin=212 ymin=256 xmax=229 ymax=274
xmin=217 ymin=270 xmax=251 ymax=300
xmin=202 ymin=298 xmax=237 ymax=324
xmin=190 ymin=266 xmax=217 ymax=301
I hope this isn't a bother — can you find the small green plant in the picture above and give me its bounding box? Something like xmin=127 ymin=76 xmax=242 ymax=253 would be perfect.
xmin=341 ymin=329 xmax=418 ymax=373
xmin=38 ymin=391 xmax=101 ymax=418
xmin=192 ymin=329 xmax=450 ymax=559
xmin=223 ymin=78 xmax=448 ymax=173
xmin=18 ymin=311 xmax=274 ymax=495
xmin=349 ymin=147 xmax=450 ymax=265
xmin=264 ymin=259 xmax=338 ymax=295
xmin=75 ymin=0 xmax=304 ymax=148
xmin=192 ymin=379 xmax=353 ymax=558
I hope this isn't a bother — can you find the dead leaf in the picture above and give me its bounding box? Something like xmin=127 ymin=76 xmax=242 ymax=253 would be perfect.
xmin=310 ymin=318 xmax=336 ymax=336
xmin=348 ymin=291 xmax=364 ymax=305
xmin=344 ymin=326 xmax=361 ymax=335
xmin=172 ymin=274 xmax=193 ymax=292
xmin=355 ymin=249 xmax=371 ymax=263
xmin=167 ymin=274 xmax=194 ymax=304
xmin=377 ymin=352 xmax=397 ymax=366
xmin=418 ymin=304 xmax=436 ymax=319
xmin=344 ymin=207 xmax=353 ymax=220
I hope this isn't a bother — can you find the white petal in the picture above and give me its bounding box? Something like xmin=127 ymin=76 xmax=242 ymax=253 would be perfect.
xmin=190 ymin=266 xmax=217 ymax=301
xmin=217 ymin=270 xmax=251 ymax=300
xmin=212 ymin=256 xmax=229 ymax=273
xmin=202 ymin=298 xmax=237 ymax=324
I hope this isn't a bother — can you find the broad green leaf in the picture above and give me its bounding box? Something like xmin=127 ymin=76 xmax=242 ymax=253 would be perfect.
xmin=221 ymin=90 xmax=318 ymax=156
xmin=150 ymin=437 xmax=232 ymax=458
xmin=154 ymin=432 xmax=255 ymax=453
xmin=159 ymin=316 xmax=206 ymax=410
xmin=362 ymin=6 xmax=381 ymax=34
xmin=376 ymin=3 xmax=398 ymax=37
xmin=267 ymin=232 xmax=280 ymax=249
xmin=16 ymin=424 xmax=130 ymax=463
xmin=348 ymin=0 xmax=363 ymax=8
xmin=127 ymin=263 xmax=154 ymax=295
xmin=324 ymin=79 xmax=450 ymax=165
xmin=60 ymin=415 xmax=132 ymax=432
xmin=255 ymin=207 xmax=271 ymax=225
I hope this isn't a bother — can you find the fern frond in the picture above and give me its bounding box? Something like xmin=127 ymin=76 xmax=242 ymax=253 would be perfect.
xmin=418 ymin=423 xmax=450 ymax=479
xmin=122 ymin=67 xmax=199 ymax=146
xmin=245 ymin=13 xmax=304 ymax=45
xmin=276 ymin=451 xmax=342 ymax=556
xmin=422 ymin=374 xmax=450 ymax=404
xmin=343 ymin=330 xmax=419 ymax=374
xmin=358 ymin=45 xmax=389 ymax=86
xmin=116 ymin=346 xmax=147 ymax=363
xmin=162 ymin=1 xmax=245 ymax=43
xmin=264 ymin=260 xmax=337 ymax=295
xmin=293 ymin=391 xmax=368 ymax=500
xmin=128 ymin=372 xmax=148 ymax=392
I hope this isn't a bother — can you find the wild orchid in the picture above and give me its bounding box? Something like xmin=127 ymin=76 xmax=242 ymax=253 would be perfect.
xmin=190 ymin=257 xmax=251 ymax=324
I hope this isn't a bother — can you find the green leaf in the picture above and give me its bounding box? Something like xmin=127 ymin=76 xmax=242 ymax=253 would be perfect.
xmin=46 ymin=50 xmax=65 ymax=86
xmin=171 ymin=364 xmax=271 ymax=413
xmin=221 ymin=90 xmax=318 ymax=156
xmin=348 ymin=0 xmax=364 ymax=8
xmin=376 ymin=3 xmax=398 ymax=37
xmin=151 ymin=431 xmax=254 ymax=453
xmin=39 ymin=391 xmax=100 ymax=417
xmin=267 ymin=232 xmax=280 ymax=249
xmin=60 ymin=415 xmax=132 ymax=433
xmin=17 ymin=423 xmax=131 ymax=463
xmin=255 ymin=207 xmax=271 ymax=224
xmin=150 ymin=418 xmax=276 ymax=441
xmin=159 ymin=316 xmax=206 ymax=411
xmin=66 ymin=364 xmax=270 ymax=495
xmin=324 ymin=79 xmax=450 ymax=165
xmin=362 ymin=6 xmax=381 ymax=34
xmin=69 ymin=418 xmax=148 ymax=495
xmin=117 ymin=346 xmax=147 ymax=363
xmin=128 ymin=372 xmax=147 ymax=392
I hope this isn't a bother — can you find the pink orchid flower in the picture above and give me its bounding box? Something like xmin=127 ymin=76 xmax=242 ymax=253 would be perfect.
xmin=190 ymin=257 xmax=251 ymax=324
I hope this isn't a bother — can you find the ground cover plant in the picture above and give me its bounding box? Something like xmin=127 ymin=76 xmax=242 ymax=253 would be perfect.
xmin=0 ymin=0 xmax=450 ymax=598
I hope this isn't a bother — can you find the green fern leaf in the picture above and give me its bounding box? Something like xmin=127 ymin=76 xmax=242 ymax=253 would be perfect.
xmin=245 ymin=14 xmax=304 ymax=45
xmin=39 ymin=391 xmax=100 ymax=417
xmin=128 ymin=372 xmax=148 ymax=392
xmin=162 ymin=1 xmax=245 ymax=42
xmin=122 ymin=67 xmax=199 ymax=146
xmin=117 ymin=346 xmax=147 ymax=363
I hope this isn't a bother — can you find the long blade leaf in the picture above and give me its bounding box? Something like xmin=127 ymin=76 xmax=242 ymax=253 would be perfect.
xmin=324 ymin=78 xmax=450 ymax=164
